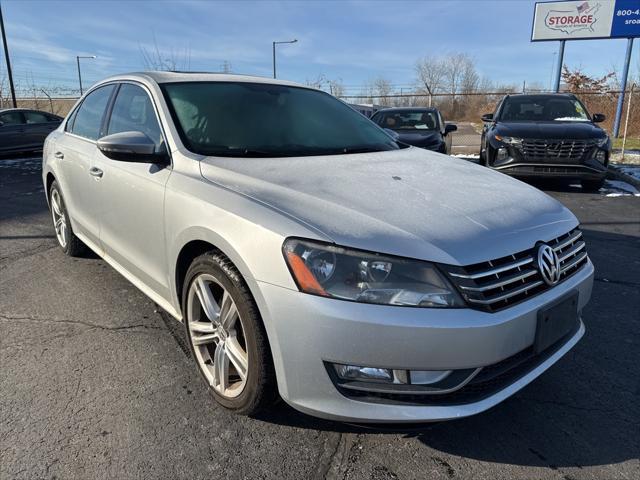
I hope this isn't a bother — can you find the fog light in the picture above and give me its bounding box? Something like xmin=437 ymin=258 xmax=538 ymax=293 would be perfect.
xmin=496 ymin=147 xmax=509 ymax=163
xmin=334 ymin=364 xmax=394 ymax=383
xmin=595 ymin=150 xmax=606 ymax=163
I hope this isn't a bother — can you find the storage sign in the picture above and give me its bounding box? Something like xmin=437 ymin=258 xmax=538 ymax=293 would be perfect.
xmin=532 ymin=0 xmax=640 ymax=41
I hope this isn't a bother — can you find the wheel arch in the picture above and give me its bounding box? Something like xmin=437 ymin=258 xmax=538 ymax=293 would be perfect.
xmin=171 ymin=229 xmax=286 ymax=390
xmin=45 ymin=171 xmax=56 ymax=204
xmin=170 ymin=227 xmax=269 ymax=323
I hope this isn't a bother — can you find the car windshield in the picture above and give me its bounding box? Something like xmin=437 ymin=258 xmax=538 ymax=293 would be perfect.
xmin=373 ymin=110 xmax=439 ymax=131
xmin=161 ymin=82 xmax=401 ymax=157
xmin=499 ymin=96 xmax=590 ymax=122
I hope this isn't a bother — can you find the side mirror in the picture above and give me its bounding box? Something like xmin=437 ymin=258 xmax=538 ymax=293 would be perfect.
xmin=444 ymin=123 xmax=457 ymax=135
xmin=384 ymin=128 xmax=400 ymax=141
xmin=592 ymin=113 xmax=606 ymax=123
xmin=481 ymin=113 xmax=494 ymax=123
xmin=97 ymin=131 xmax=168 ymax=164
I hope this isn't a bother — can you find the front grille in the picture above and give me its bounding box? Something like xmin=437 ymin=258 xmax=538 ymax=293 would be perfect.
xmin=514 ymin=139 xmax=594 ymax=163
xmin=444 ymin=228 xmax=588 ymax=312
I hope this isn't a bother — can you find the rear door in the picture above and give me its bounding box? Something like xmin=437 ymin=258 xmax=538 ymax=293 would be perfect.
xmin=23 ymin=111 xmax=61 ymax=150
xmin=93 ymin=82 xmax=172 ymax=298
xmin=0 ymin=111 xmax=27 ymax=153
xmin=55 ymin=84 xmax=115 ymax=248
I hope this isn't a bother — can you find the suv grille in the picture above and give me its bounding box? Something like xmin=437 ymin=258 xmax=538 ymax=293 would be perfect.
xmin=444 ymin=228 xmax=588 ymax=312
xmin=516 ymin=139 xmax=594 ymax=162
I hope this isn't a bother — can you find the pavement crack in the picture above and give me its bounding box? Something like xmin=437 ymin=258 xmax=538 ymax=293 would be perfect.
xmin=0 ymin=313 xmax=164 ymax=332
xmin=594 ymin=277 xmax=640 ymax=288
xmin=314 ymin=432 xmax=343 ymax=480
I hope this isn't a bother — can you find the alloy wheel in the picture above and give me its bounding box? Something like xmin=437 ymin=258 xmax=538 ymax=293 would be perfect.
xmin=50 ymin=189 xmax=67 ymax=248
xmin=187 ymin=274 xmax=249 ymax=399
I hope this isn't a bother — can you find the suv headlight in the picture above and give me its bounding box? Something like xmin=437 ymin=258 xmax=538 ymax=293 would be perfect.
xmin=282 ymin=239 xmax=465 ymax=308
xmin=595 ymin=137 xmax=609 ymax=148
xmin=494 ymin=135 xmax=522 ymax=145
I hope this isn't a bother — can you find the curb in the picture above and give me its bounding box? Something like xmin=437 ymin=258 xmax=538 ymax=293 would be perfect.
xmin=607 ymin=165 xmax=640 ymax=189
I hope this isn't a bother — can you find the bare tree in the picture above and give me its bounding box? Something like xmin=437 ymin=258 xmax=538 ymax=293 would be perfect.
xmin=328 ymin=78 xmax=345 ymax=97
xmin=305 ymin=74 xmax=327 ymax=90
xmin=373 ymin=76 xmax=393 ymax=106
xmin=415 ymin=56 xmax=446 ymax=106
xmin=140 ymin=35 xmax=191 ymax=71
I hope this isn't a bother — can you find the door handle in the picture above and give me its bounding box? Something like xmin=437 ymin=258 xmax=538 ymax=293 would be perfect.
xmin=89 ymin=167 xmax=104 ymax=178
xmin=54 ymin=151 xmax=64 ymax=159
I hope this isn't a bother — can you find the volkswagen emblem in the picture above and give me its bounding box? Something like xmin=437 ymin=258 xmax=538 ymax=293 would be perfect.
xmin=537 ymin=244 xmax=561 ymax=286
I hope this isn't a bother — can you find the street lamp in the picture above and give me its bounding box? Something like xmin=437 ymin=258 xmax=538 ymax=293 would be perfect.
xmin=76 ymin=55 xmax=96 ymax=96
xmin=272 ymin=39 xmax=297 ymax=79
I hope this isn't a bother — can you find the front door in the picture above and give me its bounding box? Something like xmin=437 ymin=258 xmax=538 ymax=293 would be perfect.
xmin=93 ymin=83 xmax=172 ymax=299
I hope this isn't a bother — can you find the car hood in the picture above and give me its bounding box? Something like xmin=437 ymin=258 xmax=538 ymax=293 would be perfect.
xmin=495 ymin=121 xmax=605 ymax=140
xmin=395 ymin=130 xmax=442 ymax=146
xmin=199 ymin=147 xmax=577 ymax=266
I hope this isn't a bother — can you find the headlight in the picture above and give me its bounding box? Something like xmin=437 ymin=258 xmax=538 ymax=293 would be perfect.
xmin=595 ymin=137 xmax=609 ymax=148
xmin=282 ymin=239 xmax=465 ymax=308
xmin=494 ymin=135 xmax=522 ymax=145
xmin=595 ymin=150 xmax=606 ymax=163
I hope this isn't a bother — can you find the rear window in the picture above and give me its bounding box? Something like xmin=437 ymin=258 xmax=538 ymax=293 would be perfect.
xmin=70 ymin=85 xmax=115 ymax=140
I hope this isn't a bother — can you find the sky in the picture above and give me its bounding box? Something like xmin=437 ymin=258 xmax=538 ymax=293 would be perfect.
xmin=1 ymin=0 xmax=638 ymax=96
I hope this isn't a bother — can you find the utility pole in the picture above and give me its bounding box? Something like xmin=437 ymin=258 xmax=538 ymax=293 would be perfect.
xmin=0 ymin=2 xmax=17 ymax=108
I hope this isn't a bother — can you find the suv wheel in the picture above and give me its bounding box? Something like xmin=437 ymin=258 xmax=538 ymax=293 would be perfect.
xmin=49 ymin=181 xmax=87 ymax=256
xmin=581 ymin=178 xmax=605 ymax=192
xmin=182 ymin=252 xmax=276 ymax=414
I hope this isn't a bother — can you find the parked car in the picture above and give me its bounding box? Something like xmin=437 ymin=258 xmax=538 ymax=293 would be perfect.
xmin=371 ymin=107 xmax=457 ymax=154
xmin=0 ymin=108 xmax=62 ymax=155
xmin=43 ymin=73 xmax=593 ymax=423
xmin=480 ymin=94 xmax=611 ymax=191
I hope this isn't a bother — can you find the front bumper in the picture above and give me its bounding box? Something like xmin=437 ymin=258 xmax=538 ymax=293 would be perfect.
xmin=255 ymin=259 xmax=593 ymax=423
xmin=488 ymin=139 xmax=609 ymax=180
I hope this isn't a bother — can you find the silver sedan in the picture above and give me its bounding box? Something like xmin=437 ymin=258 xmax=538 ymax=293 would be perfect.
xmin=42 ymin=72 xmax=593 ymax=422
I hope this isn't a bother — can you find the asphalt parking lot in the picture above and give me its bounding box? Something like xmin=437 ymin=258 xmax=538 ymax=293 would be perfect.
xmin=1 ymin=155 xmax=638 ymax=480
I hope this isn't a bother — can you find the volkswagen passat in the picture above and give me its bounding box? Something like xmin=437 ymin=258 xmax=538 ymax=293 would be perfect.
xmin=42 ymin=73 xmax=593 ymax=422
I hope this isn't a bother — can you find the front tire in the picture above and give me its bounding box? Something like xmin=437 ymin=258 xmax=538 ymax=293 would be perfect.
xmin=182 ymin=252 xmax=276 ymax=415
xmin=49 ymin=181 xmax=86 ymax=257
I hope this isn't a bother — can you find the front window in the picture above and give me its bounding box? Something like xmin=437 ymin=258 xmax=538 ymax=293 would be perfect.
xmin=373 ymin=110 xmax=439 ymax=131
xmin=499 ymin=96 xmax=590 ymax=122
xmin=161 ymin=82 xmax=401 ymax=157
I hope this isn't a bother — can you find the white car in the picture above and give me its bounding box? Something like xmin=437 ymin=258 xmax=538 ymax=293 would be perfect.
xmin=43 ymin=72 xmax=593 ymax=422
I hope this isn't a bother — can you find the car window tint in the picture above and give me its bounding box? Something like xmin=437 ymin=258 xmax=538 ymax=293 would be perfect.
xmin=72 ymin=85 xmax=115 ymax=140
xmin=24 ymin=111 xmax=50 ymax=124
xmin=107 ymin=84 xmax=163 ymax=149
xmin=0 ymin=111 xmax=24 ymax=125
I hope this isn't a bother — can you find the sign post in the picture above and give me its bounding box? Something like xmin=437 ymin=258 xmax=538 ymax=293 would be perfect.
xmin=613 ymin=37 xmax=634 ymax=137
xmin=532 ymin=1 xmax=639 ymax=134
xmin=553 ymin=40 xmax=566 ymax=92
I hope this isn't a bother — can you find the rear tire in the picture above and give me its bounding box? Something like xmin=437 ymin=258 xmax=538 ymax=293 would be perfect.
xmin=49 ymin=181 xmax=87 ymax=257
xmin=182 ymin=252 xmax=277 ymax=415
xmin=581 ymin=178 xmax=605 ymax=192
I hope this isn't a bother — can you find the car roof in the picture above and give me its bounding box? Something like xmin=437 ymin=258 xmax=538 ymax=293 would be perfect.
xmin=504 ymin=93 xmax=577 ymax=100
xmin=374 ymin=107 xmax=439 ymax=114
xmin=0 ymin=108 xmax=58 ymax=114
xmin=94 ymin=71 xmax=316 ymax=90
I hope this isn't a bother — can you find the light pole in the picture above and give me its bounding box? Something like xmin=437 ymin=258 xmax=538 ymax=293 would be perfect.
xmin=272 ymin=39 xmax=297 ymax=79
xmin=76 ymin=55 xmax=96 ymax=96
